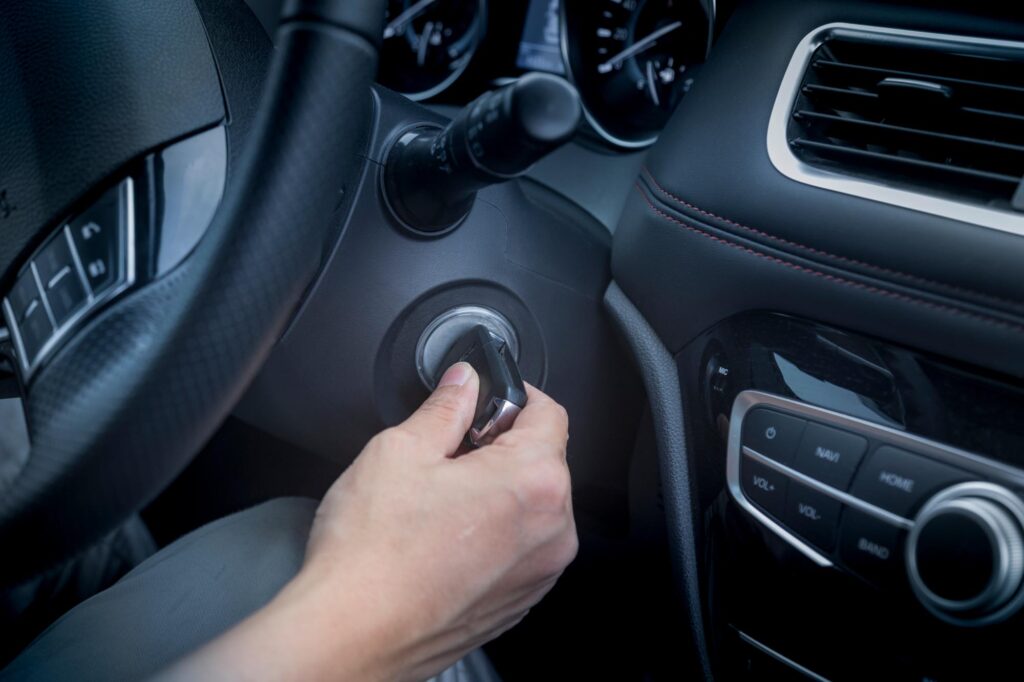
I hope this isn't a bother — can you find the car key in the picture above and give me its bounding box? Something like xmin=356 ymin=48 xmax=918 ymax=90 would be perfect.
xmin=434 ymin=324 xmax=528 ymax=447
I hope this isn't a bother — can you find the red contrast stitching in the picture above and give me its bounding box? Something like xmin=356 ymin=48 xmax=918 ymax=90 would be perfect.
xmin=633 ymin=184 xmax=1024 ymax=334
xmin=641 ymin=167 xmax=1024 ymax=310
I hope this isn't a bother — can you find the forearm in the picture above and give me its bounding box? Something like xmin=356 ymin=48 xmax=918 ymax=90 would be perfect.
xmin=158 ymin=563 xmax=405 ymax=681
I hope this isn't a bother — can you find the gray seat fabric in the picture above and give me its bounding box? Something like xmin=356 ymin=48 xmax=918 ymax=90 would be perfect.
xmin=2 ymin=497 xmax=500 ymax=682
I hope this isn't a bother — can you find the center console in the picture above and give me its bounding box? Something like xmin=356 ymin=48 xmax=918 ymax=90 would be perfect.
xmin=675 ymin=312 xmax=1024 ymax=680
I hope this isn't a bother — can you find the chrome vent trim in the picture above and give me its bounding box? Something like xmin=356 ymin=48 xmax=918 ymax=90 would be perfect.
xmin=767 ymin=23 xmax=1024 ymax=237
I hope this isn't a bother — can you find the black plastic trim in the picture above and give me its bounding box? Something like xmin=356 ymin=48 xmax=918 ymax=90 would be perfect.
xmin=604 ymin=281 xmax=713 ymax=680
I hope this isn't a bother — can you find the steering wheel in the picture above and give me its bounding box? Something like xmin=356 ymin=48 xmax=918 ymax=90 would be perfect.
xmin=0 ymin=0 xmax=386 ymax=587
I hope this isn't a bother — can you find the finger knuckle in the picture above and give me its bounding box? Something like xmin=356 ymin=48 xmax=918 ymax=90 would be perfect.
xmin=492 ymin=430 xmax=528 ymax=452
xmin=519 ymin=459 xmax=571 ymax=510
xmin=538 ymin=531 xmax=578 ymax=578
xmin=487 ymin=486 xmax=522 ymax=523
xmin=551 ymin=402 xmax=569 ymax=430
xmin=374 ymin=427 xmax=414 ymax=454
xmin=420 ymin=392 xmax=464 ymax=424
xmin=559 ymin=525 xmax=580 ymax=567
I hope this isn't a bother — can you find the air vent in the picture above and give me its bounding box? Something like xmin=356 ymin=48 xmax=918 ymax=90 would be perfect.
xmin=767 ymin=24 xmax=1024 ymax=235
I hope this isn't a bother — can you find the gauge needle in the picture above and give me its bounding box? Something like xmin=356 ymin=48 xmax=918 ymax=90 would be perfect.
xmin=417 ymin=21 xmax=434 ymax=66
xmin=597 ymin=21 xmax=683 ymax=74
xmin=383 ymin=0 xmax=439 ymax=39
xmin=645 ymin=60 xmax=660 ymax=106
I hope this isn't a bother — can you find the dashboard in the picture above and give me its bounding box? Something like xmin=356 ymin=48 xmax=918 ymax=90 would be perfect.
xmin=375 ymin=0 xmax=724 ymax=149
xmin=323 ymin=4 xmax=1024 ymax=679
xmin=240 ymin=1 xmax=1024 ymax=678
xmin=5 ymin=0 xmax=1023 ymax=678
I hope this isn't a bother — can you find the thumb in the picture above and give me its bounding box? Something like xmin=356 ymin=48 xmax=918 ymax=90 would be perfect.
xmin=396 ymin=362 xmax=480 ymax=457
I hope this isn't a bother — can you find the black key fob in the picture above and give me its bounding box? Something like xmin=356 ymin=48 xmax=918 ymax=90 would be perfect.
xmin=434 ymin=325 xmax=527 ymax=447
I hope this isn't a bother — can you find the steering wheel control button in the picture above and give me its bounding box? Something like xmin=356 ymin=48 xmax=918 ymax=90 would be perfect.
xmin=850 ymin=446 xmax=970 ymax=517
xmin=6 ymin=271 xmax=43 ymax=325
xmin=741 ymin=408 xmax=806 ymax=466
xmin=838 ymin=508 xmax=905 ymax=589
xmin=69 ymin=182 xmax=126 ymax=295
xmin=906 ymin=483 xmax=1024 ymax=625
xmin=784 ymin=480 xmax=842 ymax=553
xmin=741 ymin=455 xmax=789 ymax=520
xmin=4 ymin=272 xmax=54 ymax=366
xmin=18 ymin=302 xmax=54 ymax=367
xmin=792 ymin=422 xmax=868 ymax=490
xmin=34 ymin=234 xmax=88 ymax=326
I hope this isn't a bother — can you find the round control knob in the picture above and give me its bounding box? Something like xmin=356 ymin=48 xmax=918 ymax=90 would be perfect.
xmin=907 ymin=482 xmax=1024 ymax=626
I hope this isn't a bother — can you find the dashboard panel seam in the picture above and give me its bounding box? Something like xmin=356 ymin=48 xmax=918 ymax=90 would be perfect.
xmin=640 ymin=167 xmax=1024 ymax=312
xmin=633 ymin=183 xmax=1024 ymax=334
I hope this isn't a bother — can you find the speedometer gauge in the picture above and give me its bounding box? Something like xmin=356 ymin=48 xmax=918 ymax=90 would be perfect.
xmin=379 ymin=0 xmax=487 ymax=101
xmin=562 ymin=0 xmax=712 ymax=148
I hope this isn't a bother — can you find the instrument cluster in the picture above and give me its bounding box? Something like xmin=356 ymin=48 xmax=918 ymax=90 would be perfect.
xmin=376 ymin=0 xmax=719 ymax=149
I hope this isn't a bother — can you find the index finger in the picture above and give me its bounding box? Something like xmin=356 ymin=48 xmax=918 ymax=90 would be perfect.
xmin=498 ymin=383 xmax=569 ymax=450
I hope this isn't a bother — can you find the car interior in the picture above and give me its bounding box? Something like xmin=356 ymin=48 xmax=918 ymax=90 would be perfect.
xmin=2 ymin=0 xmax=1024 ymax=679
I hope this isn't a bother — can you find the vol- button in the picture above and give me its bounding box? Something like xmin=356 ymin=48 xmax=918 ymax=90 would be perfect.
xmin=784 ymin=481 xmax=841 ymax=552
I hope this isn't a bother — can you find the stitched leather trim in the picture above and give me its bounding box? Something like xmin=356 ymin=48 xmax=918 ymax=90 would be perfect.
xmin=641 ymin=167 xmax=1024 ymax=312
xmin=634 ymin=183 xmax=1024 ymax=335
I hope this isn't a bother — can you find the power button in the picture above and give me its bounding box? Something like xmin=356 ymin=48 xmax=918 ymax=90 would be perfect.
xmin=741 ymin=408 xmax=807 ymax=466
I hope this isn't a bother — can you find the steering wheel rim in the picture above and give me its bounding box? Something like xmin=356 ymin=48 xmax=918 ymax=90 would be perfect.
xmin=0 ymin=0 xmax=386 ymax=587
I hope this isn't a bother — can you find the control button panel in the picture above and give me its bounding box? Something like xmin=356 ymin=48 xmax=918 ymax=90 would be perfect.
xmin=1 ymin=179 xmax=134 ymax=377
xmin=727 ymin=390 xmax=1024 ymax=626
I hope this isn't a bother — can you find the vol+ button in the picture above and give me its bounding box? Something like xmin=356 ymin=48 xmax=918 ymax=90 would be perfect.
xmin=741 ymin=455 xmax=788 ymax=520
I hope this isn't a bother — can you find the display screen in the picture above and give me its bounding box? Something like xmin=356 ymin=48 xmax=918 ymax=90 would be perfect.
xmin=516 ymin=0 xmax=565 ymax=74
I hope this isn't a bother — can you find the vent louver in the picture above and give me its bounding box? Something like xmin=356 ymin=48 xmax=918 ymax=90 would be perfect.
xmin=784 ymin=27 xmax=1024 ymax=218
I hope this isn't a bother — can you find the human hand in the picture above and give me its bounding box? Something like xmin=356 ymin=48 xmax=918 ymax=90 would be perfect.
xmin=301 ymin=361 xmax=576 ymax=680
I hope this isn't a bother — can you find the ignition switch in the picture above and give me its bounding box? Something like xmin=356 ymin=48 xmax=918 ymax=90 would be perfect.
xmin=434 ymin=325 xmax=527 ymax=447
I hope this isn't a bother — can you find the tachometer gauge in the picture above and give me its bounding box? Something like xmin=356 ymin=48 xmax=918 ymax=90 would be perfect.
xmin=562 ymin=0 xmax=712 ymax=148
xmin=379 ymin=0 xmax=487 ymax=101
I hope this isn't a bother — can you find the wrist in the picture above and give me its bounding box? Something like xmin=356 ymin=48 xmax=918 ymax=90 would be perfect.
xmin=266 ymin=558 xmax=414 ymax=681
